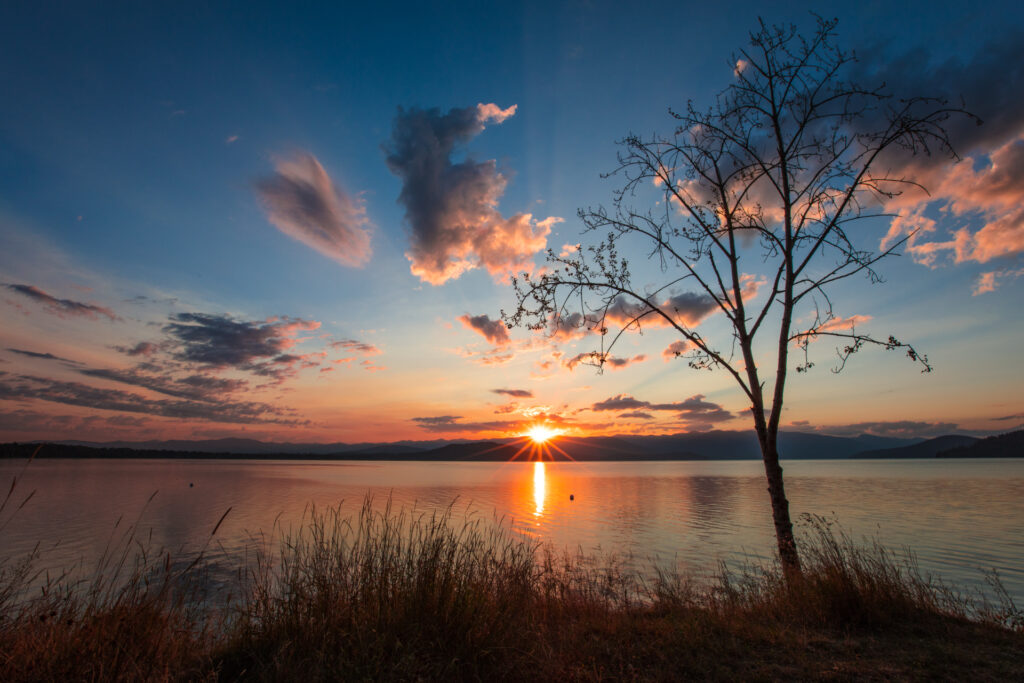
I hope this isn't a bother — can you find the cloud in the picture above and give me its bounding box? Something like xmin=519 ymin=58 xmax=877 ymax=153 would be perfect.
xmin=458 ymin=313 xmax=510 ymax=345
xmin=114 ymin=341 xmax=160 ymax=357
xmin=620 ymin=411 xmax=655 ymax=419
xmin=811 ymin=420 xmax=960 ymax=438
xmin=78 ymin=366 xmax=248 ymax=402
xmin=256 ymin=152 xmax=372 ymax=267
xmin=492 ymin=388 xmax=532 ymax=398
xmin=330 ymin=339 xmax=382 ymax=355
xmin=603 ymin=291 xmax=718 ymax=329
xmin=0 ymin=372 xmax=305 ymax=425
xmin=591 ymin=395 xmax=650 ymax=411
xmin=226 ymin=134 xmax=239 ymax=144
xmin=359 ymin=359 xmax=386 ymax=372
xmin=662 ymin=340 xmax=691 ymax=360
xmin=164 ymin=313 xmax=320 ymax=371
xmin=863 ymin=34 xmax=1024 ymax=278
xmin=547 ymin=312 xmax=593 ymax=342
xmin=6 ymin=348 xmax=81 ymax=364
xmin=589 ymin=393 xmax=734 ymax=425
xmin=974 ymin=266 xmax=1024 ymax=294
xmin=4 ymin=283 xmax=119 ymax=320
xmin=385 ymin=103 xmax=556 ymax=284
xmin=563 ymin=352 xmax=647 ymax=371
xmin=410 ymin=414 xmax=513 ymax=433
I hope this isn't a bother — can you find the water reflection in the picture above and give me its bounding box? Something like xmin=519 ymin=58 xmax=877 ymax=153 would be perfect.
xmin=533 ymin=461 xmax=545 ymax=517
xmin=1 ymin=458 xmax=1021 ymax=604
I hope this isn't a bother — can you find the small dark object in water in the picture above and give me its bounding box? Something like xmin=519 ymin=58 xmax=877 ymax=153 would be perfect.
xmin=189 ymin=482 xmax=194 ymax=488
xmin=569 ymin=494 xmax=574 ymax=501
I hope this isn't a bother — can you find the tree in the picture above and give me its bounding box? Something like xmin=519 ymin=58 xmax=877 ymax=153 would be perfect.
xmin=503 ymin=17 xmax=970 ymax=576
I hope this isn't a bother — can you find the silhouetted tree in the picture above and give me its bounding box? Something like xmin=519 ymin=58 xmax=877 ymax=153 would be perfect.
xmin=504 ymin=17 xmax=970 ymax=575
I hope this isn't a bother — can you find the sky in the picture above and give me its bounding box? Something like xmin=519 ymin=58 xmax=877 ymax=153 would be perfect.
xmin=1 ymin=0 xmax=1022 ymax=444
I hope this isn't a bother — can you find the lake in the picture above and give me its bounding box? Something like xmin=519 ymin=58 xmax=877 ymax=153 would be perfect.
xmin=1 ymin=457 xmax=1022 ymax=604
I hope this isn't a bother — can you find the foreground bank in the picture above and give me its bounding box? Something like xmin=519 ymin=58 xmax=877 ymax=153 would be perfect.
xmin=1 ymin=501 xmax=1021 ymax=681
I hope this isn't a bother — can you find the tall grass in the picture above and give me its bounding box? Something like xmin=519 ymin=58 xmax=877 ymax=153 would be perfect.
xmin=1 ymin=487 xmax=1022 ymax=681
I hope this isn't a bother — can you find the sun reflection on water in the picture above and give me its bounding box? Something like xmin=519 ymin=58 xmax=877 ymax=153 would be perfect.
xmin=533 ymin=461 xmax=546 ymax=517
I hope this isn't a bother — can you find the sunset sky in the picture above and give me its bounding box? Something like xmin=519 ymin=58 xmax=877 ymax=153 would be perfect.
xmin=1 ymin=1 xmax=1022 ymax=444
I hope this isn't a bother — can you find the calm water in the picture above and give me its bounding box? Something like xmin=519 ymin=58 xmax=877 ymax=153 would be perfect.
xmin=1 ymin=458 xmax=1022 ymax=603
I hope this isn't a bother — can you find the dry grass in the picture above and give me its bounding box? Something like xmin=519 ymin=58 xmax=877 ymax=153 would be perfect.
xmin=1 ymin=480 xmax=1022 ymax=681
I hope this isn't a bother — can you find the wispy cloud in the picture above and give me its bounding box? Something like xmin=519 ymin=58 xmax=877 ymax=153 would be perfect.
xmin=256 ymin=152 xmax=373 ymax=267
xmin=3 ymin=283 xmax=119 ymax=320
xmin=330 ymin=339 xmax=382 ymax=355
xmin=385 ymin=103 xmax=557 ymax=284
xmin=410 ymin=414 xmax=513 ymax=433
xmin=6 ymin=348 xmax=81 ymax=364
xmin=492 ymin=388 xmax=532 ymax=398
xmin=791 ymin=420 xmax=960 ymax=438
xmin=0 ymin=372 xmax=305 ymax=425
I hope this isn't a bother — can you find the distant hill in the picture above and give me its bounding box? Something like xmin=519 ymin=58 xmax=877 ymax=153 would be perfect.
xmin=3 ymin=430 xmax=922 ymax=462
xmin=937 ymin=429 xmax=1024 ymax=458
xmin=853 ymin=434 xmax=979 ymax=459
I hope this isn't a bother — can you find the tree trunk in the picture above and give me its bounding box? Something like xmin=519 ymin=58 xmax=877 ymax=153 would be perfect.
xmin=757 ymin=425 xmax=801 ymax=576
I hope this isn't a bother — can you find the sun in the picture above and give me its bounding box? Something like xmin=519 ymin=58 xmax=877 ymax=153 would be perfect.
xmin=526 ymin=425 xmax=560 ymax=444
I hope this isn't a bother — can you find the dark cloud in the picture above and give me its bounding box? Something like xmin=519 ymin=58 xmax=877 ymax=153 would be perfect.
xmin=164 ymin=313 xmax=320 ymax=370
xmin=458 ymin=313 xmax=510 ymax=346
xmin=492 ymin=388 xmax=532 ymax=398
xmin=857 ymin=31 xmax=1024 ymax=158
xmin=591 ymin=395 xmax=650 ymax=411
xmin=385 ymin=103 xmax=556 ymax=284
xmin=860 ymin=33 xmax=1024 ymax=278
xmin=256 ymin=152 xmax=372 ymax=267
xmin=115 ymin=341 xmax=160 ymax=357
xmin=603 ymin=292 xmax=719 ymax=330
xmin=410 ymin=414 xmax=512 ymax=433
xmin=589 ymin=393 xmax=734 ymax=424
xmin=6 ymin=348 xmax=81 ymax=364
xmin=0 ymin=409 xmax=152 ymax=435
xmin=620 ymin=411 xmax=655 ymax=420
xmin=78 ymin=367 xmax=248 ymax=401
xmin=411 ymin=415 xmax=462 ymax=426
xmin=0 ymin=373 xmax=305 ymax=425
xmin=547 ymin=312 xmax=592 ymax=342
xmin=4 ymin=283 xmax=119 ymax=321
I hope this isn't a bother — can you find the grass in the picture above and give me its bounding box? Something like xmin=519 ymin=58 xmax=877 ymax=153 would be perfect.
xmin=1 ymin=480 xmax=1022 ymax=681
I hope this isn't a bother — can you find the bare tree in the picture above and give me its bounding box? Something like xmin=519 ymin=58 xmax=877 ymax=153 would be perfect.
xmin=504 ymin=17 xmax=970 ymax=575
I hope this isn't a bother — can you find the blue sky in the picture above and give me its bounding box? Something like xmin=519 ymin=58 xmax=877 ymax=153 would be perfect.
xmin=1 ymin=1 xmax=1022 ymax=443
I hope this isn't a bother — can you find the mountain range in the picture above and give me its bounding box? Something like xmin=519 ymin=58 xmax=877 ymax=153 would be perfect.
xmin=3 ymin=429 xmax=1020 ymax=461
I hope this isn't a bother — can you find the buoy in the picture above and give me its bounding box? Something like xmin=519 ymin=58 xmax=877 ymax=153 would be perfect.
xmin=189 ymin=482 xmax=194 ymax=488
xmin=569 ymin=494 xmax=574 ymax=501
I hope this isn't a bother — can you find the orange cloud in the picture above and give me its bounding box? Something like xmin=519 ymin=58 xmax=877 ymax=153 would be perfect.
xmin=662 ymin=340 xmax=691 ymax=360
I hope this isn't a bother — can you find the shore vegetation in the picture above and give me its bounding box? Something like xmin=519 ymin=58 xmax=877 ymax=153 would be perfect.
xmin=1 ymin=488 xmax=1021 ymax=681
